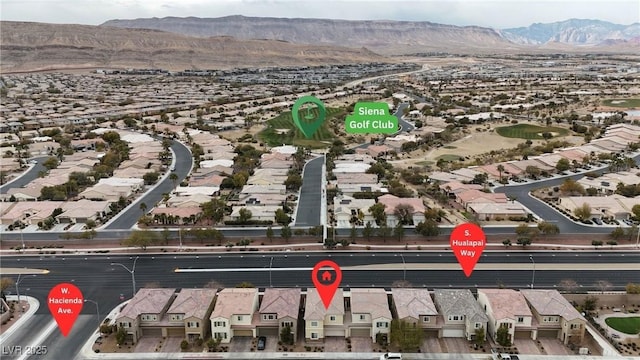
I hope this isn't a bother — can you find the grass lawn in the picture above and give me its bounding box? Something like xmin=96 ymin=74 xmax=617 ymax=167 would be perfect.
xmin=258 ymin=107 xmax=345 ymax=148
xmin=602 ymin=98 xmax=640 ymax=108
xmin=496 ymin=124 xmax=569 ymax=140
xmin=605 ymin=317 xmax=640 ymax=335
xmin=437 ymin=154 xmax=464 ymax=162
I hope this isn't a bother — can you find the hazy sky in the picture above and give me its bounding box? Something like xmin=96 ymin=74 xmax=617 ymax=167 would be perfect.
xmin=1 ymin=0 xmax=638 ymax=28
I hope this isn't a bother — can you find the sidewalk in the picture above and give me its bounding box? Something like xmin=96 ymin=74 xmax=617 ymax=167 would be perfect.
xmin=0 ymin=295 xmax=39 ymax=342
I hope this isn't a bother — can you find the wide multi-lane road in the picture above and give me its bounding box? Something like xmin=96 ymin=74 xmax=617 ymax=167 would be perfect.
xmin=1 ymin=251 xmax=638 ymax=359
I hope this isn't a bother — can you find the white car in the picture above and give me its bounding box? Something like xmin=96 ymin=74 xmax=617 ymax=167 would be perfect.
xmin=380 ymin=353 xmax=402 ymax=360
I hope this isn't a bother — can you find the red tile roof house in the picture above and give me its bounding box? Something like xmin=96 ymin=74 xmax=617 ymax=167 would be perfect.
xmin=391 ymin=288 xmax=439 ymax=337
xmin=116 ymin=288 xmax=176 ymax=344
xmin=376 ymin=194 xmax=426 ymax=226
xmin=166 ymin=288 xmax=217 ymax=342
xmin=304 ymin=288 xmax=345 ymax=340
xmin=209 ymin=288 xmax=259 ymax=343
xmin=348 ymin=289 xmax=392 ymax=342
xmin=257 ymin=288 xmax=301 ymax=342
xmin=477 ymin=289 xmax=534 ymax=344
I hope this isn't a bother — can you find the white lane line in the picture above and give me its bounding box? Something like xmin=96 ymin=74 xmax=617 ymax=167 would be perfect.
xmin=16 ymin=319 xmax=57 ymax=360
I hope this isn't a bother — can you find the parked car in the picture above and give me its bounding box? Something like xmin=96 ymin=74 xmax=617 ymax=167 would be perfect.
xmin=592 ymin=218 xmax=603 ymax=225
xmin=257 ymin=336 xmax=266 ymax=350
xmin=380 ymin=353 xmax=402 ymax=360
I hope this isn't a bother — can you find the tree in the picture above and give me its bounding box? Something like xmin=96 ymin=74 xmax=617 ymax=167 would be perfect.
xmin=235 ymin=281 xmax=255 ymax=288
xmin=474 ymin=327 xmax=486 ymax=346
xmin=516 ymin=237 xmax=532 ymax=247
xmin=275 ymin=208 xmax=291 ymax=225
xmin=610 ymin=227 xmax=625 ymax=240
xmin=582 ymin=296 xmax=598 ymax=312
xmin=362 ymin=222 xmax=374 ymax=240
xmin=393 ymin=223 xmax=405 ymax=241
xmin=266 ymin=226 xmax=274 ymax=242
xmin=116 ymin=326 xmax=127 ymax=345
xmin=555 ymin=158 xmax=570 ymax=172
xmin=393 ymin=204 xmax=414 ymax=225
xmin=122 ymin=230 xmax=159 ymax=250
xmin=538 ymin=221 xmax=559 ymax=236
xmin=390 ymin=319 xmax=424 ymax=352
xmin=416 ymin=219 xmax=439 ymax=236
xmin=238 ymin=208 xmax=252 ymax=224
xmin=558 ymin=279 xmax=579 ymax=293
xmin=0 ymin=277 xmax=15 ymax=292
xmin=201 ymin=199 xmax=225 ymax=225
xmin=573 ymin=203 xmax=592 ymax=221
xmin=281 ymin=225 xmax=292 ymax=242
xmin=169 ymin=172 xmax=179 ymax=187
xmin=280 ymin=323 xmax=294 ymax=345
xmin=625 ymin=283 xmax=640 ymax=294
xmin=143 ymin=171 xmax=160 ymax=185
xmin=139 ymin=202 xmax=147 ymax=214
xmin=369 ymin=203 xmax=387 ymax=226
xmin=284 ymin=173 xmax=302 ymax=191
xmin=595 ymin=280 xmax=612 ymax=293
xmin=207 ymin=337 xmax=221 ymax=352
xmin=497 ymin=164 xmax=505 ymax=183
xmin=496 ymin=324 xmax=511 ymax=346
xmin=42 ymin=156 xmax=59 ymax=170
xmin=632 ymin=204 xmax=640 ymax=221
xmin=525 ymin=165 xmax=541 ymax=178
xmin=560 ymin=178 xmax=585 ymax=195
xmin=378 ymin=223 xmax=391 ymax=242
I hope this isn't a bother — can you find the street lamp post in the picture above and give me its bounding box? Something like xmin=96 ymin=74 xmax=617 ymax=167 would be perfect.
xmin=111 ymin=256 xmax=140 ymax=298
xmin=400 ymin=254 xmax=406 ymax=281
xmin=529 ymin=255 xmax=535 ymax=289
xmin=20 ymin=227 xmax=25 ymax=252
xmin=84 ymin=299 xmax=100 ymax=327
xmin=15 ymin=274 xmax=36 ymax=312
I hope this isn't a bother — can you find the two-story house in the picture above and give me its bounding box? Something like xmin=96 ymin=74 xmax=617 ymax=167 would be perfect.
xmin=209 ymin=288 xmax=259 ymax=343
xmin=257 ymin=288 xmax=301 ymax=342
xmin=391 ymin=288 xmax=439 ymax=337
xmin=521 ymin=289 xmax=586 ymax=345
xmin=349 ymin=289 xmax=392 ymax=342
xmin=477 ymin=289 xmax=534 ymax=343
xmin=433 ymin=289 xmax=488 ymax=340
xmin=165 ymin=288 xmax=217 ymax=341
xmin=304 ymin=288 xmax=345 ymax=340
xmin=116 ymin=288 xmax=176 ymax=343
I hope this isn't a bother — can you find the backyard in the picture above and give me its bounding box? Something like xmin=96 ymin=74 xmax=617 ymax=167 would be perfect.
xmin=605 ymin=316 xmax=640 ymax=335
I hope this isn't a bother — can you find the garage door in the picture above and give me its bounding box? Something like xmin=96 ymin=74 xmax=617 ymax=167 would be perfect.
xmin=325 ymin=328 xmax=345 ymax=337
xmin=538 ymin=329 xmax=559 ymax=338
xmin=424 ymin=329 xmax=439 ymax=337
xmin=233 ymin=330 xmax=254 ymax=337
xmin=166 ymin=328 xmax=184 ymax=337
xmin=257 ymin=327 xmax=279 ymax=337
xmin=350 ymin=328 xmax=370 ymax=337
xmin=514 ymin=330 xmax=532 ymax=339
xmin=442 ymin=328 xmax=464 ymax=337
xmin=142 ymin=328 xmax=162 ymax=337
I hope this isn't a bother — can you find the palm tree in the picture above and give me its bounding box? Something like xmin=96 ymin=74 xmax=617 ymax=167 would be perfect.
xmin=169 ymin=172 xmax=179 ymax=188
xmin=497 ymin=164 xmax=505 ymax=183
xmin=139 ymin=202 xmax=147 ymax=214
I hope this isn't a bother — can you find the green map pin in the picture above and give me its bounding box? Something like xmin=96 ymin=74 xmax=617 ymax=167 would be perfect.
xmin=292 ymin=96 xmax=326 ymax=139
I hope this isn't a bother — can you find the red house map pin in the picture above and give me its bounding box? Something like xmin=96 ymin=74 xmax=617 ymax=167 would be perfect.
xmin=450 ymin=223 xmax=486 ymax=277
xmin=311 ymin=260 xmax=342 ymax=309
xmin=48 ymin=283 xmax=84 ymax=336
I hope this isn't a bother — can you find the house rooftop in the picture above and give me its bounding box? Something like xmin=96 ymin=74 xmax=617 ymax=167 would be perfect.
xmin=520 ymin=290 xmax=584 ymax=322
xmin=391 ymin=288 xmax=438 ymax=319
xmin=304 ymin=288 xmax=344 ymax=320
xmin=350 ymin=288 xmax=392 ymax=320
xmin=478 ymin=289 xmax=532 ymax=320
xmin=259 ymin=288 xmax=301 ymax=319
xmin=433 ymin=289 xmax=488 ymax=324
xmin=210 ymin=288 xmax=257 ymax=319
xmin=167 ymin=288 xmax=217 ymax=320
xmin=119 ymin=288 xmax=176 ymax=319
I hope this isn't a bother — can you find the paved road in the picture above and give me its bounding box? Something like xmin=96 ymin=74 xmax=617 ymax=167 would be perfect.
xmin=494 ymin=152 xmax=640 ymax=234
xmin=0 ymin=156 xmax=47 ymax=194
xmin=294 ymin=156 xmax=324 ymax=226
xmin=103 ymin=140 xmax=192 ymax=230
xmin=2 ymin=251 xmax=637 ymax=359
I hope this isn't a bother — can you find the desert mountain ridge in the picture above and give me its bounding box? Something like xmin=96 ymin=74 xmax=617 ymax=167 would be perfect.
xmin=0 ymin=21 xmax=386 ymax=73
xmin=102 ymin=15 xmax=639 ymax=54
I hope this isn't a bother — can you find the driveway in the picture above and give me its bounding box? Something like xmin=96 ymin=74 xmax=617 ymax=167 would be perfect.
xmin=229 ymin=336 xmax=253 ymax=352
xmin=350 ymin=337 xmax=373 ymax=352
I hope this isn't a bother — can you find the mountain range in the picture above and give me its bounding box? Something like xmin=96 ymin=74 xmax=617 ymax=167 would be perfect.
xmin=102 ymin=16 xmax=640 ymax=53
